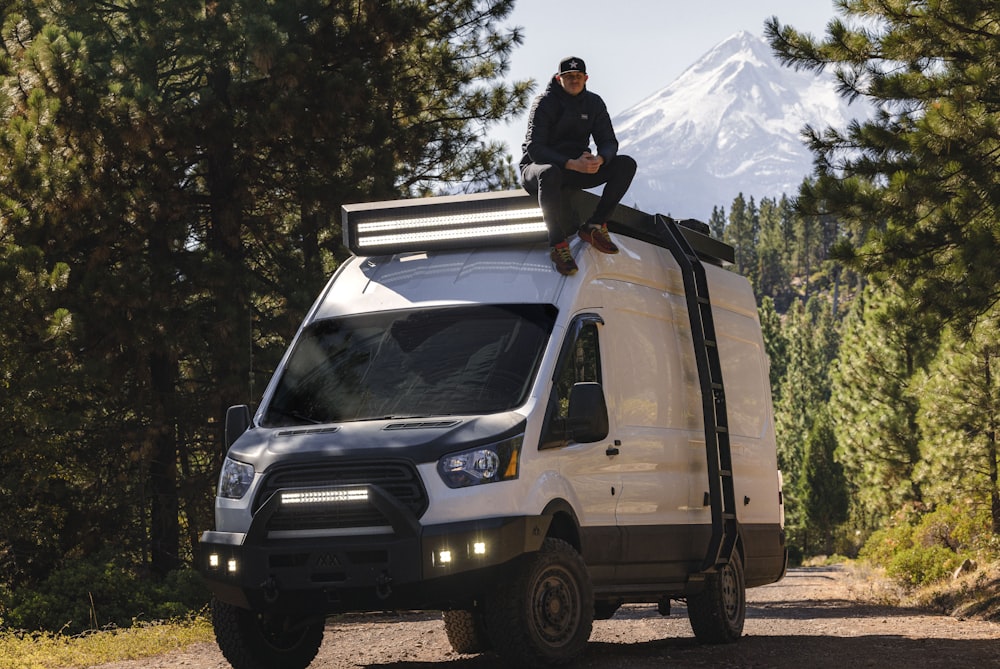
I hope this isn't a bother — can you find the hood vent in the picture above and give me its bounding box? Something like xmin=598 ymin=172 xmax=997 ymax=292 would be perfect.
xmin=383 ymin=420 xmax=461 ymax=431
xmin=275 ymin=426 xmax=342 ymax=437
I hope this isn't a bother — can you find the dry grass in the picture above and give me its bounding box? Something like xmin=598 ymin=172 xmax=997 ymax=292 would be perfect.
xmin=911 ymin=560 xmax=1000 ymax=622
xmin=0 ymin=617 xmax=213 ymax=669
xmin=801 ymin=555 xmax=1000 ymax=619
xmin=835 ymin=561 xmax=903 ymax=605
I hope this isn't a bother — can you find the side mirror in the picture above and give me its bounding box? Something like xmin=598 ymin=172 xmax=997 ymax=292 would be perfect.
xmin=567 ymin=382 xmax=609 ymax=443
xmin=225 ymin=404 xmax=251 ymax=448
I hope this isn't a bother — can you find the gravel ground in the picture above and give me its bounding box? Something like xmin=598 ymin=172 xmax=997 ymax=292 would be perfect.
xmin=86 ymin=566 xmax=1000 ymax=669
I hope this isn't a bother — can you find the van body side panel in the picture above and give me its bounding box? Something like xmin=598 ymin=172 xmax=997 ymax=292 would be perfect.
xmin=582 ymin=237 xmax=782 ymax=584
xmin=602 ymin=281 xmax=709 ymax=530
xmin=554 ymin=440 xmax=621 ymax=529
xmin=577 ymin=240 xmax=716 ymax=575
xmin=710 ymin=272 xmax=781 ymax=531
xmin=704 ymin=264 xmax=784 ymax=585
xmin=741 ymin=523 xmax=788 ymax=587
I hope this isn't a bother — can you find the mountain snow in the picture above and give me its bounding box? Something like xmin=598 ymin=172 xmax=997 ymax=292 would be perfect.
xmin=612 ymin=31 xmax=869 ymax=220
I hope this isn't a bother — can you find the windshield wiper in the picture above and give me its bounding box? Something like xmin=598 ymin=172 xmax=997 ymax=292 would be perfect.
xmin=267 ymin=406 xmax=323 ymax=425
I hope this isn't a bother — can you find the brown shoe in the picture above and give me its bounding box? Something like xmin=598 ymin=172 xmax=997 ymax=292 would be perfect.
xmin=578 ymin=222 xmax=619 ymax=254
xmin=549 ymin=241 xmax=578 ymax=275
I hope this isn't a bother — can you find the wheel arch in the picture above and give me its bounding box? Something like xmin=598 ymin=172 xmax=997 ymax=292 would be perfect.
xmin=540 ymin=498 xmax=582 ymax=552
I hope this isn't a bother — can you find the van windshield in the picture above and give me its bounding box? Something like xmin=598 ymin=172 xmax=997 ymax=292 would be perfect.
xmin=262 ymin=304 xmax=556 ymax=426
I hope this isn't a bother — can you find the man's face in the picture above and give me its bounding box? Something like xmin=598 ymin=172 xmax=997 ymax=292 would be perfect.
xmin=557 ymin=71 xmax=587 ymax=96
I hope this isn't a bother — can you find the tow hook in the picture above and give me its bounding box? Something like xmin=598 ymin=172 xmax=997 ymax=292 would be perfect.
xmin=262 ymin=576 xmax=280 ymax=604
xmin=375 ymin=571 xmax=393 ymax=600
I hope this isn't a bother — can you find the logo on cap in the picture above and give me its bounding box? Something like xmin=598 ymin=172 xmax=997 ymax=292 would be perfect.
xmin=558 ymin=57 xmax=587 ymax=75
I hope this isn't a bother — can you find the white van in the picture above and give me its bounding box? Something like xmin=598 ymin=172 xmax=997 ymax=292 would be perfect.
xmin=199 ymin=190 xmax=786 ymax=669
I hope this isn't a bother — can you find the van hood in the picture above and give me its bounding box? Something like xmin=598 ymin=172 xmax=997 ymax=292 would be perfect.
xmin=226 ymin=411 xmax=527 ymax=472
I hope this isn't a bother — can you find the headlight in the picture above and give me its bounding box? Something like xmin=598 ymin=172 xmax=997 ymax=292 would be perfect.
xmin=437 ymin=435 xmax=522 ymax=489
xmin=219 ymin=457 xmax=255 ymax=499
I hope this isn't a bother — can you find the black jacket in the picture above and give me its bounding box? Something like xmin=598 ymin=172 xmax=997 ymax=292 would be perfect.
xmin=520 ymin=76 xmax=619 ymax=169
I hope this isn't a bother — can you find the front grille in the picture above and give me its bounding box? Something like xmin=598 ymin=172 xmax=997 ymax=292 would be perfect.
xmin=255 ymin=460 xmax=427 ymax=534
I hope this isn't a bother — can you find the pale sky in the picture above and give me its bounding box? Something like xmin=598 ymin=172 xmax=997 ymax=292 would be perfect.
xmin=491 ymin=0 xmax=842 ymax=156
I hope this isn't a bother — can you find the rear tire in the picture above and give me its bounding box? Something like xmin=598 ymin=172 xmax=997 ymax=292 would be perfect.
xmin=484 ymin=538 xmax=593 ymax=668
xmin=211 ymin=598 xmax=324 ymax=669
xmin=686 ymin=550 xmax=746 ymax=644
xmin=442 ymin=608 xmax=491 ymax=654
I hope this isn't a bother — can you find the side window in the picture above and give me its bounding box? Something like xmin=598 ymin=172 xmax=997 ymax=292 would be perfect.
xmin=541 ymin=316 xmax=603 ymax=449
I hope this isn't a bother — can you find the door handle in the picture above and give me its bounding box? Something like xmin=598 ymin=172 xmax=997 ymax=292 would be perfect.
xmin=606 ymin=440 xmax=621 ymax=457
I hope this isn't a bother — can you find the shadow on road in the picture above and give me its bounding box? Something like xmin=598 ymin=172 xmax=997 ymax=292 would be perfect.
xmin=343 ymin=567 xmax=1000 ymax=669
xmin=357 ymin=634 xmax=1000 ymax=669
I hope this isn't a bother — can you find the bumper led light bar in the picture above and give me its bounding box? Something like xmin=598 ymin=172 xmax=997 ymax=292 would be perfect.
xmin=280 ymin=488 xmax=370 ymax=505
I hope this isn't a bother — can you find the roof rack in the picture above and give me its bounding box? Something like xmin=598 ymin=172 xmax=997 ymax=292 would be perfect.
xmin=341 ymin=190 xmax=733 ymax=266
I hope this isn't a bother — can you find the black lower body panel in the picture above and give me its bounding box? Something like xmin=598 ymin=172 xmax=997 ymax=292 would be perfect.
xmin=582 ymin=521 xmax=786 ymax=597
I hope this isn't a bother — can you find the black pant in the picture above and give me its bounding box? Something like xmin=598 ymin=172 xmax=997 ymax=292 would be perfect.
xmin=521 ymin=155 xmax=637 ymax=245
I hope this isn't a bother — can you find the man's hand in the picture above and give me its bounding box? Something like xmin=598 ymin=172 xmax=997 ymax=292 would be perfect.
xmin=565 ymin=151 xmax=604 ymax=174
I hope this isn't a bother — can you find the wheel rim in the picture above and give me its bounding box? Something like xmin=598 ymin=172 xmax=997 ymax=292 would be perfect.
xmin=529 ymin=564 xmax=582 ymax=647
xmin=256 ymin=614 xmax=313 ymax=652
xmin=721 ymin=562 xmax=742 ymax=623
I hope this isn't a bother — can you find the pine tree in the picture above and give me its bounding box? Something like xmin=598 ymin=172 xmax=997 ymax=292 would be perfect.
xmin=724 ymin=193 xmax=760 ymax=279
xmin=709 ymin=205 xmax=727 ymax=240
xmin=758 ymin=296 xmax=788 ymax=403
xmin=773 ymin=297 xmax=839 ymax=552
xmin=777 ymin=194 xmax=797 ymax=270
xmin=767 ymin=1 xmax=1000 ymax=326
xmin=915 ymin=309 xmax=1000 ymax=532
xmin=800 ymin=407 xmax=849 ymax=555
xmin=756 ymin=196 xmax=792 ymax=305
xmin=828 ymin=283 xmax=937 ymax=528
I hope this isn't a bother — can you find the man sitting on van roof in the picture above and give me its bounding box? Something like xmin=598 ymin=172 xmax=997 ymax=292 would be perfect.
xmin=520 ymin=56 xmax=638 ymax=276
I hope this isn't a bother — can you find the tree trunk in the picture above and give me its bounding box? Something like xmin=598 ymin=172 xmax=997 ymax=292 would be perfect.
xmin=205 ymin=62 xmax=252 ymax=459
xmin=985 ymin=353 xmax=1000 ymax=534
xmin=990 ymin=429 xmax=1000 ymax=535
xmin=148 ymin=348 xmax=180 ymax=575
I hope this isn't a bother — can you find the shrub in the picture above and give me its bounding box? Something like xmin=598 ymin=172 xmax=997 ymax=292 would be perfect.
xmin=859 ymin=502 xmax=993 ymax=588
xmin=148 ymin=568 xmax=210 ymax=620
xmin=886 ymin=544 xmax=961 ymax=586
xmin=3 ymin=551 xmax=209 ymax=635
xmin=858 ymin=523 xmax=915 ymax=567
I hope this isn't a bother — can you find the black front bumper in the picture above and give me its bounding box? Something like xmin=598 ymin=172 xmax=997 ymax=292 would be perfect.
xmin=200 ymin=512 xmax=549 ymax=615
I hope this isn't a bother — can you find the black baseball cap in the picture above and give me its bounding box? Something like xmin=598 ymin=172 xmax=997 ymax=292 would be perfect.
xmin=558 ymin=57 xmax=586 ymax=75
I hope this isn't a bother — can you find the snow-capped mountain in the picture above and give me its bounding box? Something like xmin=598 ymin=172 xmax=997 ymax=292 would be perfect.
xmin=613 ymin=31 xmax=869 ymax=220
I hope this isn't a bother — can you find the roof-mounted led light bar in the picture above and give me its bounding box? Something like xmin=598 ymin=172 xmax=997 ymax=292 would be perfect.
xmin=341 ymin=190 xmax=735 ymax=265
xmin=356 ymin=207 xmax=544 ymax=249
xmin=343 ymin=191 xmax=547 ymax=256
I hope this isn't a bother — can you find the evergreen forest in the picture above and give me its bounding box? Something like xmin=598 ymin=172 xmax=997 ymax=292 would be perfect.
xmin=1 ymin=0 xmax=998 ymax=634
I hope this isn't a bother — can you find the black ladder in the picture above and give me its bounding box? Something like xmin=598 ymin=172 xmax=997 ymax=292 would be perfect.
xmin=653 ymin=214 xmax=739 ymax=573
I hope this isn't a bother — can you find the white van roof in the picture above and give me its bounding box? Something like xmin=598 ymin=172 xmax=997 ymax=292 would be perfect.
xmin=317 ymin=192 xmax=741 ymax=321
xmin=312 ymin=245 xmax=566 ymax=320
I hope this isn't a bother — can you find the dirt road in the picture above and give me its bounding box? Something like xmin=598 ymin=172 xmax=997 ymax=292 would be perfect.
xmin=95 ymin=566 xmax=1000 ymax=669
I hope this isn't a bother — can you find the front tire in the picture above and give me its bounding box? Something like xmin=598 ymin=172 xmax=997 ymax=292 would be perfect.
xmin=686 ymin=549 xmax=746 ymax=644
xmin=211 ymin=598 xmax=324 ymax=669
xmin=442 ymin=608 xmax=491 ymax=654
xmin=484 ymin=538 xmax=593 ymax=668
